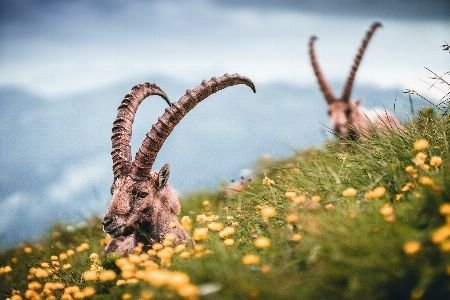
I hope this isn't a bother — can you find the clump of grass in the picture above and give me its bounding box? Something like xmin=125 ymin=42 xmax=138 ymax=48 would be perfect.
xmin=2 ymin=116 xmax=449 ymax=300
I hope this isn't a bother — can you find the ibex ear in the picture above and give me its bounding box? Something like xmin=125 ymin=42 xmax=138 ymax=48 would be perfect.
xmin=355 ymin=99 xmax=363 ymax=106
xmin=157 ymin=164 xmax=170 ymax=192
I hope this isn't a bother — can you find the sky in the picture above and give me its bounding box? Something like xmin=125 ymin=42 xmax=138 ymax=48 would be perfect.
xmin=0 ymin=0 xmax=449 ymax=246
xmin=1 ymin=0 xmax=448 ymax=98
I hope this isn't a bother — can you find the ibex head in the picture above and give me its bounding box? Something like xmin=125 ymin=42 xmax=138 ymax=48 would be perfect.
xmin=309 ymin=22 xmax=382 ymax=140
xmin=102 ymin=74 xmax=256 ymax=254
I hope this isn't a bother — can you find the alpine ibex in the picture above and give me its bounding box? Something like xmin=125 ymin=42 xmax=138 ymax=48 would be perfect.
xmin=309 ymin=22 xmax=400 ymax=140
xmin=102 ymin=74 xmax=256 ymax=256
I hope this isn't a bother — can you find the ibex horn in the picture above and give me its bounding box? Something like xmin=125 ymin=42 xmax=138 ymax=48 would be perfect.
xmin=131 ymin=73 xmax=256 ymax=180
xmin=341 ymin=22 xmax=382 ymax=102
xmin=111 ymin=83 xmax=170 ymax=179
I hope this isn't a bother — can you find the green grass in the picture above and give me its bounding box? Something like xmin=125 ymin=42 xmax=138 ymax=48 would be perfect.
xmin=1 ymin=65 xmax=450 ymax=299
xmin=1 ymin=112 xmax=449 ymax=300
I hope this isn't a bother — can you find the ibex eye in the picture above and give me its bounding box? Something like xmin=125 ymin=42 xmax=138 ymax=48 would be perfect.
xmin=137 ymin=191 xmax=148 ymax=198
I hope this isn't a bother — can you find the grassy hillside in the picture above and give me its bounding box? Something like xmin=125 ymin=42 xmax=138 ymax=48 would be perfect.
xmin=1 ymin=60 xmax=449 ymax=299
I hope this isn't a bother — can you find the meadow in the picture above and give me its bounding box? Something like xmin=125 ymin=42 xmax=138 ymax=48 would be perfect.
xmin=1 ymin=55 xmax=449 ymax=299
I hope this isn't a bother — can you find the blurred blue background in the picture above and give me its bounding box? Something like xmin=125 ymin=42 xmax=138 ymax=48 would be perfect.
xmin=0 ymin=0 xmax=449 ymax=247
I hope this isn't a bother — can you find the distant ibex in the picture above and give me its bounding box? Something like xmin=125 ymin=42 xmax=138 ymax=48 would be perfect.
xmin=102 ymin=74 xmax=256 ymax=256
xmin=309 ymin=22 xmax=400 ymax=140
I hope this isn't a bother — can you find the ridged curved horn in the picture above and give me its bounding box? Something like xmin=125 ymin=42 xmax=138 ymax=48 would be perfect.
xmin=111 ymin=83 xmax=170 ymax=179
xmin=131 ymin=73 xmax=256 ymax=179
xmin=341 ymin=22 xmax=382 ymax=102
xmin=309 ymin=36 xmax=336 ymax=104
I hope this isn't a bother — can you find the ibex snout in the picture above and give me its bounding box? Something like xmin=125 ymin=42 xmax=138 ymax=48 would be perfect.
xmin=102 ymin=213 xmax=132 ymax=238
xmin=334 ymin=124 xmax=349 ymax=138
xmin=101 ymin=216 xmax=113 ymax=228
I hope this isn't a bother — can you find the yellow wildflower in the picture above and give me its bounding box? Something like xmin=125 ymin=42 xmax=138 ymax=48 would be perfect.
xmin=284 ymin=191 xmax=296 ymax=200
xmin=28 ymin=281 xmax=42 ymax=290
xmin=260 ymin=265 xmax=270 ymax=274
xmin=285 ymin=214 xmax=299 ymax=223
xmin=82 ymin=287 xmax=95 ymax=297
xmin=177 ymin=284 xmax=199 ymax=299
xmin=413 ymin=139 xmax=429 ymax=150
xmin=242 ymin=254 xmax=260 ymax=265
xmin=405 ymin=166 xmax=417 ymax=173
xmin=152 ymin=243 xmax=164 ymax=251
xmin=311 ymin=195 xmax=321 ymax=202
xmin=380 ymin=203 xmax=393 ymax=216
xmin=431 ymin=225 xmax=450 ymax=244
xmin=122 ymin=293 xmax=132 ymax=300
xmin=74 ymin=291 xmax=85 ymax=299
xmin=403 ymin=240 xmax=421 ymax=255
xmin=440 ymin=240 xmax=450 ymax=252
xmin=224 ymin=239 xmax=235 ymax=246
xmin=342 ymin=187 xmax=357 ymax=197
xmin=414 ymin=152 xmax=427 ymax=166
xmin=366 ymin=186 xmax=386 ymax=199
xmin=89 ymin=253 xmax=99 ymax=261
xmin=430 ymin=156 xmax=443 ymax=167
xmin=83 ymin=270 xmax=97 ymax=281
xmin=260 ymin=206 xmax=276 ymax=220
xmin=35 ymin=269 xmax=48 ymax=278
xmin=218 ymin=226 xmax=236 ymax=238
xmin=208 ymin=222 xmax=224 ymax=231
xmin=24 ymin=247 xmax=32 ymax=254
xmin=99 ymin=270 xmax=117 ymax=282
xmin=440 ymin=204 xmax=450 ymax=216
xmin=293 ymin=195 xmax=307 ymax=204
xmin=192 ymin=228 xmax=209 ymax=241
xmin=174 ymin=244 xmax=186 ymax=253
xmin=3 ymin=266 xmax=12 ymax=273
xmin=116 ymin=279 xmax=126 ymax=286
xmin=181 ymin=216 xmax=192 ymax=231
xmin=254 ymin=237 xmax=271 ymax=249
xmin=65 ymin=286 xmax=81 ymax=294
xmin=419 ymin=176 xmax=434 ymax=185
xmin=291 ymin=234 xmax=303 ymax=241
xmin=169 ymin=222 xmax=178 ymax=229
xmin=262 ymin=175 xmax=275 ymax=186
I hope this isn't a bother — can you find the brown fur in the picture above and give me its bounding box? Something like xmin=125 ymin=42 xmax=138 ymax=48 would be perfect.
xmin=103 ymin=172 xmax=189 ymax=255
